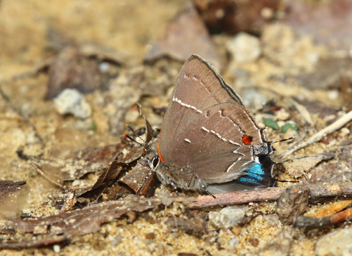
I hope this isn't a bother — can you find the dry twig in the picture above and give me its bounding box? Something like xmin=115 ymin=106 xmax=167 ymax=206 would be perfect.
xmin=294 ymin=207 xmax=352 ymax=229
xmin=279 ymin=110 xmax=352 ymax=159
xmin=173 ymin=181 xmax=352 ymax=209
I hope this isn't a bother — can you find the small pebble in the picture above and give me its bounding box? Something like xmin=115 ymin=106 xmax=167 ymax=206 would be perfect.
xmin=316 ymin=228 xmax=352 ymax=256
xmin=249 ymin=238 xmax=259 ymax=247
xmin=111 ymin=234 xmax=123 ymax=246
xmin=227 ymin=32 xmax=262 ymax=63
xmin=99 ymin=62 xmax=110 ymax=72
xmin=275 ymin=108 xmax=290 ymax=120
xmin=54 ymin=89 xmax=92 ymax=119
xmin=53 ymin=244 xmax=60 ymax=253
xmin=340 ymin=127 xmax=350 ymax=136
xmin=209 ymin=206 xmax=246 ymax=229
xmin=228 ymin=237 xmax=239 ymax=250
xmin=155 ymin=188 xmax=173 ymax=206
xmin=327 ymin=90 xmax=339 ymax=101
xmin=284 ymin=127 xmax=297 ymax=139
xmin=145 ymin=232 xmax=156 ymax=240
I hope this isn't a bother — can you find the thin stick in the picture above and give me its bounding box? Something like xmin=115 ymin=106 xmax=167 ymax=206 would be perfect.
xmin=174 ymin=187 xmax=285 ymax=209
xmin=174 ymin=182 xmax=352 ymax=209
xmin=293 ymin=207 xmax=352 ymax=229
xmin=279 ymin=110 xmax=352 ymax=159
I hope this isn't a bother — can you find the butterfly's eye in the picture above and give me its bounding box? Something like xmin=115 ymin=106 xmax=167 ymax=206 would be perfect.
xmin=242 ymin=134 xmax=253 ymax=145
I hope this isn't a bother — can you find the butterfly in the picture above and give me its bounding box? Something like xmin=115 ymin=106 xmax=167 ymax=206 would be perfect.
xmin=155 ymin=54 xmax=276 ymax=194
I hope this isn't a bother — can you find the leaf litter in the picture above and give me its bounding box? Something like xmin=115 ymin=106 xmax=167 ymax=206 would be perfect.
xmin=1 ymin=1 xmax=352 ymax=255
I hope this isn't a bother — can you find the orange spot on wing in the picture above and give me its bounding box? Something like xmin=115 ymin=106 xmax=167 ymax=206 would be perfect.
xmin=158 ymin=133 xmax=165 ymax=163
xmin=242 ymin=135 xmax=252 ymax=145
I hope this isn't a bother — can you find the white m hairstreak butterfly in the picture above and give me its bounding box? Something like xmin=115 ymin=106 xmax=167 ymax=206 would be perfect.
xmin=156 ymin=54 xmax=275 ymax=194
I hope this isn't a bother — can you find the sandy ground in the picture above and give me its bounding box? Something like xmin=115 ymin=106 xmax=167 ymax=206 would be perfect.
xmin=1 ymin=0 xmax=352 ymax=255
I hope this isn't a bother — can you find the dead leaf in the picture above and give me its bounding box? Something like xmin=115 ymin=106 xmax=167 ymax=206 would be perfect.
xmin=45 ymin=45 xmax=110 ymax=99
xmin=14 ymin=196 xmax=159 ymax=235
xmin=0 ymin=180 xmax=26 ymax=201
xmin=0 ymin=236 xmax=66 ymax=249
xmin=307 ymin=200 xmax=352 ymax=218
xmin=20 ymin=141 xmax=145 ymax=196
xmin=145 ymin=3 xmax=222 ymax=70
xmin=119 ymin=161 xmax=159 ymax=196
xmin=1 ymin=196 xmax=161 ymax=248
xmin=0 ymin=181 xmax=27 ymax=219
xmin=308 ymin=146 xmax=352 ymax=184
xmin=280 ymin=152 xmax=335 ymax=178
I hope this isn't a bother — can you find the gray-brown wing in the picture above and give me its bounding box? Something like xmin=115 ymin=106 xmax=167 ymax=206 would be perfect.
xmin=166 ymin=103 xmax=259 ymax=184
xmin=159 ymin=55 xmax=246 ymax=165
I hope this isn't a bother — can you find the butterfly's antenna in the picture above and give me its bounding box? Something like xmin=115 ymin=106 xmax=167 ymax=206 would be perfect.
xmin=123 ymin=124 xmax=157 ymax=155
xmin=271 ymin=136 xmax=295 ymax=144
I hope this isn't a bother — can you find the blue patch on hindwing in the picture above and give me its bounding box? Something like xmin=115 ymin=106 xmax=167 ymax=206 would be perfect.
xmin=237 ymin=163 xmax=265 ymax=184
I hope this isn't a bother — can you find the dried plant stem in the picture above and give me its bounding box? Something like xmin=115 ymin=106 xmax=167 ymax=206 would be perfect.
xmin=176 ymin=182 xmax=352 ymax=209
xmin=280 ymin=110 xmax=352 ymax=159
xmin=294 ymin=207 xmax=352 ymax=228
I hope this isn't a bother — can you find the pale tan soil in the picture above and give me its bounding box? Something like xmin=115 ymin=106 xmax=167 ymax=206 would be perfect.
xmin=0 ymin=1 xmax=350 ymax=255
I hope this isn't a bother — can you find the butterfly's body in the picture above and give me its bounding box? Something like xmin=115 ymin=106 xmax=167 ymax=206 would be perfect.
xmin=156 ymin=55 xmax=275 ymax=193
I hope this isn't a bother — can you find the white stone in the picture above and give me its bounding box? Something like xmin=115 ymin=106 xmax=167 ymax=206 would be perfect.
xmin=209 ymin=206 xmax=246 ymax=229
xmin=327 ymin=90 xmax=339 ymax=101
xmin=228 ymin=237 xmax=239 ymax=250
xmin=340 ymin=127 xmax=350 ymax=136
xmin=99 ymin=62 xmax=110 ymax=72
xmin=53 ymin=245 xmax=60 ymax=253
xmin=227 ymin=32 xmax=262 ymax=63
xmin=54 ymin=89 xmax=91 ymax=119
xmin=276 ymin=108 xmax=290 ymax=121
